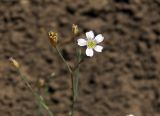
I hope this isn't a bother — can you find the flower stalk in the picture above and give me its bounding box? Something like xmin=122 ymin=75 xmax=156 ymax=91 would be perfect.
xmin=55 ymin=46 xmax=72 ymax=74
xmin=9 ymin=58 xmax=54 ymax=116
xmin=17 ymin=69 xmax=54 ymax=116
xmin=54 ymin=47 xmax=75 ymax=115
xmin=54 ymin=47 xmax=82 ymax=116
xmin=48 ymin=28 xmax=103 ymax=116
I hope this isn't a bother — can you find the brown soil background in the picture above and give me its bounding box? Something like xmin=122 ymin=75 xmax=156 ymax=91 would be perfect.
xmin=0 ymin=0 xmax=160 ymax=116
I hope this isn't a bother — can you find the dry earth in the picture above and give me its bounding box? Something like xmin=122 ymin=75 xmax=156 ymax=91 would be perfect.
xmin=0 ymin=0 xmax=160 ymax=116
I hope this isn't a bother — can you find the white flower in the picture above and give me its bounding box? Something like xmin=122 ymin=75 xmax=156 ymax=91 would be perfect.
xmin=126 ymin=114 xmax=134 ymax=116
xmin=77 ymin=30 xmax=104 ymax=57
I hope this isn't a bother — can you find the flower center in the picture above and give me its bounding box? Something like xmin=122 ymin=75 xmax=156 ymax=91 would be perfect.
xmin=87 ymin=40 xmax=96 ymax=48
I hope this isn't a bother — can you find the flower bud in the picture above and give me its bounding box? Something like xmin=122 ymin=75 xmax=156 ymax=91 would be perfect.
xmin=48 ymin=31 xmax=58 ymax=47
xmin=9 ymin=57 xmax=20 ymax=69
xmin=72 ymin=24 xmax=78 ymax=36
xmin=37 ymin=78 xmax=45 ymax=87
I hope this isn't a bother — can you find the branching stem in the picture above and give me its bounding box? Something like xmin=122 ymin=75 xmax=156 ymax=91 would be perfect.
xmin=17 ymin=69 xmax=54 ymax=116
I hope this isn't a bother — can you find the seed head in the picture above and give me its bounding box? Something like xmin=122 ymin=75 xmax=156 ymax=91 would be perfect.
xmin=37 ymin=78 xmax=45 ymax=87
xmin=72 ymin=24 xmax=79 ymax=36
xmin=48 ymin=31 xmax=58 ymax=47
xmin=9 ymin=57 xmax=20 ymax=69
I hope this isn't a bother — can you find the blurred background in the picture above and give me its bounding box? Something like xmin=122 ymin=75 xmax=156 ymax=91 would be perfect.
xmin=0 ymin=0 xmax=160 ymax=116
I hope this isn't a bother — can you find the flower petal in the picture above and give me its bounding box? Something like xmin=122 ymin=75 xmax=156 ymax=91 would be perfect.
xmin=94 ymin=45 xmax=103 ymax=52
xmin=94 ymin=34 xmax=104 ymax=43
xmin=77 ymin=38 xmax=87 ymax=46
xmin=86 ymin=31 xmax=94 ymax=39
xmin=86 ymin=48 xmax=94 ymax=57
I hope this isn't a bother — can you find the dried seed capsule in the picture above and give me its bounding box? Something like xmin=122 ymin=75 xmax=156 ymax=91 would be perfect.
xmin=9 ymin=57 xmax=20 ymax=69
xmin=72 ymin=24 xmax=78 ymax=36
xmin=48 ymin=31 xmax=58 ymax=47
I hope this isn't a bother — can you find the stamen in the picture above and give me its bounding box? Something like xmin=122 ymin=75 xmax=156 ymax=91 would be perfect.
xmin=87 ymin=40 xmax=96 ymax=48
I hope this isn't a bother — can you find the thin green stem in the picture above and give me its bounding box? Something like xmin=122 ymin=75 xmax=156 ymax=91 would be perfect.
xmin=74 ymin=49 xmax=81 ymax=100
xmin=70 ymin=73 xmax=75 ymax=116
xmin=55 ymin=46 xmax=72 ymax=73
xmin=17 ymin=69 xmax=54 ymax=116
xmin=74 ymin=69 xmax=79 ymax=99
xmin=69 ymin=49 xmax=82 ymax=116
xmin=54 ymin=46 xmax=75 ymax=116
xmin=54 ymin=46 xmax=81 ymax=116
